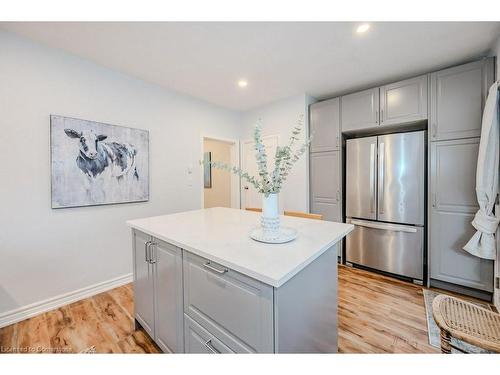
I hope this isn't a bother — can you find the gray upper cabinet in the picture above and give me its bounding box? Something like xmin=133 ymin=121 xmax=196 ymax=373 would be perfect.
xmin=309 ymin=98 xmax=340 ymax=152
xmin=430 ymin=138 xmax=494 ymax=292
xmin=153 ymin=239 xmax=184 ymax=353
xmin=341 ymin=88 xmax=379 ymax=132
xmin=380 ymin=75 xmax=428 ymax=126
xmin=430 ymin=58 xmax=494 ymax=141
xmin=310 ymin=151 xmax=341 ymax=222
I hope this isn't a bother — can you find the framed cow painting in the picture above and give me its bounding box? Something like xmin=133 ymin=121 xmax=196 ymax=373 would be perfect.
xmin=50 ymin=115 xmax=149 ymax=208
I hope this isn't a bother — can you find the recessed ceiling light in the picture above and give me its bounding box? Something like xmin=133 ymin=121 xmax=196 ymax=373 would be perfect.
xmin=237 ymin=80 xmax=248 ymax=88
xmin=356 ymin=24 xmax=370 ymax=34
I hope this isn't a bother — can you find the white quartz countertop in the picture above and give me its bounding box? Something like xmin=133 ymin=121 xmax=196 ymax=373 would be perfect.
xmin=126 ymin=207 xmax=354 ymax=287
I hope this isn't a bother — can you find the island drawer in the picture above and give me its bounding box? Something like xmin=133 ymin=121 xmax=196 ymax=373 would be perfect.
xmin=183 ymin=251 xmax=274 ymax=353
xmin=184 ymin=315 xmax=235 ymax=353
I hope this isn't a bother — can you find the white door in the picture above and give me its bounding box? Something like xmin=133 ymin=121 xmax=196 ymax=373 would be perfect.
xmin=241 ymin=136 xmax=278 ymax=210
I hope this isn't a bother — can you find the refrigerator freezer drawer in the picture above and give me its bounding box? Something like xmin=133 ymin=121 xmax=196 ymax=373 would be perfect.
xmin=346 ymin=219 xmax=424 ymax=280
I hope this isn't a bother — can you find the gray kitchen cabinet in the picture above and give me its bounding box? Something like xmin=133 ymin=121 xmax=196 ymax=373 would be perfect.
xmin=183 ymin=251 xmax=274 ymax=353
xmin=132 ymin=229 xmax=184 ymax=353
xmin=132 ymin=229 xmax=155 ymax=338
xmin=341 ymin=87 xmax=379 ymax=132
xmin=430 ymin=58 xmax=494 ymax=141
xmin=182 ymin=245 xmax=339 ymax=353
xmin=130 ymin=221 xmax=343 ymax=353
xmin=309 ymin=98 xmax=340 ymax=152
xmin=184 ymin=315 xmax=235 ymax=353
xmin=310 ymin=151 xmax=341 ymax=222
xmin=153 ymin=239 xmax=184 ymax=353
xmin=380 ymin=75 xmax=428 ymax=126
xmin=429 ymin=138 xmax=494 ymax=292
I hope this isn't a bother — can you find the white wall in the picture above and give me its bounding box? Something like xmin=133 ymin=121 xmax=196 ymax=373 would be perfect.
xmin=0 ymin=31 xmax=240 ymax=319
xmin=239 ymin=94 xmax=313 ymax=213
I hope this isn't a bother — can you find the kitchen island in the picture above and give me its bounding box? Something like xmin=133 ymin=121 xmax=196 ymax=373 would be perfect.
xmin=126 ymin=207 xmax=353 ymax=353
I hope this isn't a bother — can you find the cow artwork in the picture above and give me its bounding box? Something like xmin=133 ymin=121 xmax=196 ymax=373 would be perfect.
xmin=51 ymin=115 xmax=149 ymax=208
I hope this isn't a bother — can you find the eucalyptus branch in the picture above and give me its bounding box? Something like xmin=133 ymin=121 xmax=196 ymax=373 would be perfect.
xmin=200 ymin=115 xmax=310 ymax=197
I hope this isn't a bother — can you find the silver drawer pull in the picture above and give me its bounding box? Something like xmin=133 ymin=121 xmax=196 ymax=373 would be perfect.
xmin=204 ymin=261 xmax=228 ymax=274
xmin=144 ymin=241 xmax=152 ymax=262
xmin=204 ymin=339 xmax=220 ymax=354
xmin=149 ymin=243 xmax=157 ymax=264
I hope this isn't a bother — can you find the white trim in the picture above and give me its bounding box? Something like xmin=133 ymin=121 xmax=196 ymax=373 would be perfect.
xmin=0 ymin=273 xmax=133 ymax=328
xmin=201 ymin=134 xmax=241 ymax=209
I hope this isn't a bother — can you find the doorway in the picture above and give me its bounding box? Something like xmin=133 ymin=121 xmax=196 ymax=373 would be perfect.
xmin=202 ymin=137 xmax=240 ymax=209
xmin=241 ymin=135 xmax=279 ymax=210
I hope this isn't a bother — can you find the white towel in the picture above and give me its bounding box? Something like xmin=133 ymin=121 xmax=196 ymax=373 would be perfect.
xmin=464 ymin=81 xmax=500 ymax=260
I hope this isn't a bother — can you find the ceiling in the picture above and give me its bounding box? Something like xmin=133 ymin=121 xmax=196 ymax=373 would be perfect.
xmin=1 ymin=22 xmax=499 ymax=111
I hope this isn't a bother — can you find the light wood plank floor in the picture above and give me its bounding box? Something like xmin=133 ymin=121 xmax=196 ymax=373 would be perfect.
xmin=0 ymin=284 xmax=160 ymax=353
xmin=0 ymin=266 xmax=443 ymax=353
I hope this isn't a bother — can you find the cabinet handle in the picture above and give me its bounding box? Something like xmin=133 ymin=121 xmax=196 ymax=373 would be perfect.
xmin=144 ymin=241 xmax=151 ymax=262
xmin=381 ymin=109 xmax=384 ymax=123
xmin=379 ymin=142 xmax=385 ymax=215
xmin=369 ymin=143 xmax=376 ymax=213
xmin=432 ymin=123 xmax=437 ymax=138
xmin=336 ymin=135 xmax=339 ymax=149
xmin=375 ymin=110 xmax=379 ymax=124
xmin=336 ymin=190 xmax=340 ymax=202
xmin=432 ymin=193 xmax=437 ymax=208
xmin=149 ymin=243 xmax=157 ymax=264
xmin=204 ymin=261 xmax=228 ymax=274
xmin=204 ymin=339 xmax=220 ymax=354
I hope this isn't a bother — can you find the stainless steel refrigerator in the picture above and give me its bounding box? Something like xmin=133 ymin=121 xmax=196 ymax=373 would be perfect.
xmin=345 ymin=131 xmax=425 ymax=281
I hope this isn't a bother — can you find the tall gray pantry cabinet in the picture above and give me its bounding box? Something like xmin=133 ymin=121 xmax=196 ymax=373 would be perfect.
xmin=309 ymin=98 xmax=343 ymax=258
xmin=428 ymin=58 xmax=495 ymax=298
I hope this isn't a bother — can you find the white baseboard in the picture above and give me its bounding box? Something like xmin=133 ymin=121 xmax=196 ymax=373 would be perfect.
xmin=0 ymin=273 xmax=133 ymax=328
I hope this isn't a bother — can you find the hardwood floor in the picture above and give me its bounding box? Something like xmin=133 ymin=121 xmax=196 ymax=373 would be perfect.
xmin=0 ymin=266 xmax=442 ymax=353
xmin=338 ymin=266 xmax=438 ymax=353
xmin=0 ymin=284 xmax=160 ymax=353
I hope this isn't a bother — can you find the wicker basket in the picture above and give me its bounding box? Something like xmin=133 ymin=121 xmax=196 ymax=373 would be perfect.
xmin=432 ymin=294 xmax=500 ymax=353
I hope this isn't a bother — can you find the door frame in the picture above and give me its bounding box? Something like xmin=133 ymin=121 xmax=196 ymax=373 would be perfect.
xmin=201 ymin=135 xmax=241 ymax=209
xmin=241 ymin=134 xmax=280 ymax=211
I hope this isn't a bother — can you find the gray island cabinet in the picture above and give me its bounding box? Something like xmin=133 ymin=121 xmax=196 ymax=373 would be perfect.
xmin=127 ymin=207 xmax=353 ymax=353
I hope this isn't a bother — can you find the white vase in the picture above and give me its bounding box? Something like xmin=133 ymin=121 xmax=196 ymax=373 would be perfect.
xmin=260 ymin=193 xmax=280 ymax=239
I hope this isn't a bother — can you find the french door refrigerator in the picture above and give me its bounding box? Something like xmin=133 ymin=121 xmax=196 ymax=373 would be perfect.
xmin=345 ymin=131 xmax=425 ymax=281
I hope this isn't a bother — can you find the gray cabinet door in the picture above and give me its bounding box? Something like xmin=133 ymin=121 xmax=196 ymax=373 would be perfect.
xmin=309 ymin=98 xmax=340 ymax=152
xmin=153 ymin=239 xmax=184 ymax=353
xmin=310 ymin=151 xmax=341 ymax=222
xmin=430 ymin=58 xmax=494 ymax=141
xmin=341 ymin=88 xmax=379 ymax=132
xmin=430 ymin=138 xmax=493 ymax=291
xmin=380 ymin=75 xmax=428 ymax=126
xmin=133 ymin=230 xmax=155 ymax=338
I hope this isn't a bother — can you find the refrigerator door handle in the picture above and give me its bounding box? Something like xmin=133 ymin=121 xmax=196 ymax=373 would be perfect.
xmin=369 ymin=143 xmax=376 ymax=213
xmin=379 ymin=142 xmax=385 ymax=215
xmin=350 ymin=219 xmax=417 ymax=233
